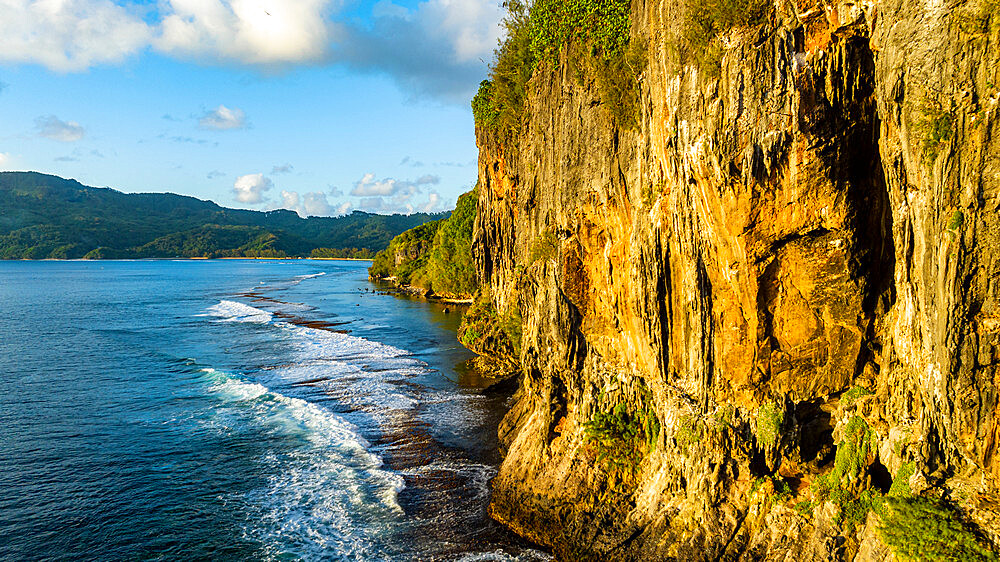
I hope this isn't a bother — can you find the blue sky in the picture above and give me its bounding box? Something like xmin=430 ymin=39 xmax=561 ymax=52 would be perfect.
xmin=0 ymin=0 xmax=503 ymax=216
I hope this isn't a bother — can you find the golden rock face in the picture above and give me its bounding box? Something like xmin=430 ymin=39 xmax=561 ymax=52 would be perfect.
xmin=472 ymin=0 xmax=1000 ymax=558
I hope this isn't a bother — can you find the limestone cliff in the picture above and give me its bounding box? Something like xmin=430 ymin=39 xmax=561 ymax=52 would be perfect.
xmin=472 ymin=0 xmax=1000 ymax=559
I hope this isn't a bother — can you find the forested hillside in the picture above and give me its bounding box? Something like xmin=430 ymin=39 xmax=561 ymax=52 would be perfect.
xmin=368 ymin=188 xmax=477 ymax=299
xmin=0 ymin=172 xmax=445 ymax=258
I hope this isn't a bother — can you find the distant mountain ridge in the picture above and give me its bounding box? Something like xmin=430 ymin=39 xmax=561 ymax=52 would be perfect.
xmin=0 ymin=172 xmax=447 ymax=259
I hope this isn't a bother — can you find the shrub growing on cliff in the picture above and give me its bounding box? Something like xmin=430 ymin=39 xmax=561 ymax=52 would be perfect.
xmin=888 ymin=462 xmax=916 ymax=498
xmin=879 ymin=497 xmax=998 ymax=562
xmin=474 ymin=0 xmax=535 ymax=143
xmin=584 ymin=386 xmax=660 ymax=489
xmin=755 ymin=401 xmax=784 ymax=448
xmin=458 ymin=290 xmax=521 ymax=366
xmin=529 ymin=0 xmax=631 ymax=65
xmin=594 ymin=38 xmax=647 ymax=130
xmin=948 ymin=209 xmax=965 ymax=231
xmin=472 ymin=80 xmax=500 ymax=130
xmin=529 ymin=228 xmax=559 ymax=264
xmin=841 ymin=386 xmax=872 ymax=407
xmin=673 ymin=0 xmax=769 ymax=76
xmin=809 ymin=415 xmax=887 ymax=531
xmin=913 ymin=97 xmax=955 ymax=163
xmin=832 ymin=416 xmax=874 ymax=486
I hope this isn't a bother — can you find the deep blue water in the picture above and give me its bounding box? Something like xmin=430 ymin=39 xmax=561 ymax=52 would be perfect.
xmin=0 ymin=260 xmax=546 ymax=561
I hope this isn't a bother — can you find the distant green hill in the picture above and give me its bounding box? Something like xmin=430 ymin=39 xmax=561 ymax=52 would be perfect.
xmin=0 ymin=172 xmax=447 ymax=259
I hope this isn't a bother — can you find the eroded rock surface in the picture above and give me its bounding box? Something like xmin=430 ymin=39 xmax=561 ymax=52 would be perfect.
xmin=473 ymin=0 xmax=1000 ymax=558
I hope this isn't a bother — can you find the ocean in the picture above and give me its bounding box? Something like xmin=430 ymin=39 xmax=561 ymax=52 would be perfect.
xmin=0 ymin=259 xmax=547 ymax=561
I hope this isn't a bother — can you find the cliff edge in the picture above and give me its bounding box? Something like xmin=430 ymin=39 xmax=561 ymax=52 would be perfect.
xmin=472 ymin=0 xmax=1000 ymax=559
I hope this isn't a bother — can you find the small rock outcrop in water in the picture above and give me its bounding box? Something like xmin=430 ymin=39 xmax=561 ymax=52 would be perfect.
xmin=467 ymin=0 xmax=1000 ymax=559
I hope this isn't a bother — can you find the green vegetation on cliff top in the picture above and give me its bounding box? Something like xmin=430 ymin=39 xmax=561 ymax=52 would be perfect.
xmin=473 ymin=0 xmax=642 ymax=137
xmin=368 ymin=189 xmax=477 ymax=298
xmin=473 ymin=0 xmax=774 ymax=137
xmin=0 ymin=172 xmax=444 ymax=259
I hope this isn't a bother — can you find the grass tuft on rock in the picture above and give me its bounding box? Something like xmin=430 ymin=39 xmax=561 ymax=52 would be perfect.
xmin=755 ymin=401 xmax=784 ymax=448
xmin=584 ymin=386 xmax=660 ymax=489
xmin=879 ymin=497 xmax=998 ymax=562
xmin=672 ymin=0 xmax=769 ymax=76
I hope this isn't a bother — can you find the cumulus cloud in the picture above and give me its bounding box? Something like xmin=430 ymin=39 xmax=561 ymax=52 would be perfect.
xmin=280 ymin=189 xmax=333 ymax=217
xmin=347 ymin=172 xmax=448 ymax=214
xmin=199 ymin=105 xmax=247 ymax=130
xmin=156 ymin=0 xmax=332 ymax=65
xmin=36 ymin=115 xmax=85 ymax=142
xmin=0 ymin=0 xmax=503 ymax=102
xmin=353 ymin=193 xmax=446 ymax=214
xmin=233 ymin=173 xmax=273 ymax=203
xmin=350 ymin=172 xmax=439 ymax=197
xmin=0 ymin=0 xmax=151 ymax=72
xmin=420 ymin=192 xmax=443 ymax=213
xmin=332 ymin=0 xmax=503 ymax=102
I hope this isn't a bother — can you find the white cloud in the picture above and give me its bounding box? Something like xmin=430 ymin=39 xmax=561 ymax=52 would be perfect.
xmin=348 ymin=172 xmax=443 ymax=213
xmin=332 ymin=0 xmax=503 ymax=101
xmin=280 ymin=189 xmax=299 ymax=209
xmin=0 ymin=0 xmax=503 ymax=102
xmin=199 ymin=105 xmax=247 ymax=130
xmin=35 ymin=115 xmax=85 ymax=142
xmin=335 ymin=201 xmax=352 ymax=215
xmin=424 ymin=0 xmax=503 ymax=63
xmin=420 ymin=191 xmax=443 ymax=213
xmin=350 ymin=172 xmax=439 ymax=196
xmin=156 ymin=0 xmax=332 ymax=65
xmin=0 ymin=0 xmax=151 ymax=72
xmin=279 ymin=189 xmax=334 ymax=217
xmin=233 ymin=173 xmax=273 ymax=203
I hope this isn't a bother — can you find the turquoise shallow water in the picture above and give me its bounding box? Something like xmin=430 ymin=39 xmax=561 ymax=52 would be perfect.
xmin=0 ymin=260 xmax=547 ymax=561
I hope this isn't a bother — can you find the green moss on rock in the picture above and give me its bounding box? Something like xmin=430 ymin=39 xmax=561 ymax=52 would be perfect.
xmin=879 ymin=497 xmax=998 ymax=562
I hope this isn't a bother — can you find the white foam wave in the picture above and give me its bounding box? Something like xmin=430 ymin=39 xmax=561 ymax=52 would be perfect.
xmin=289 ymin=324 xmax=409 ymax=360
xmin=200 ymin=368 xmax=406 ymax=559
xmin=400 ymin=460 xmax=497 ymax=504
xmin=207 ymin=300 xmax=273 ymax=323
xmin=453 ymin=550 xmax=554 ymax=562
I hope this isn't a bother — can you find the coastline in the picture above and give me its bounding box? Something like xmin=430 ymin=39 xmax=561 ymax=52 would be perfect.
xmin=6 ymin=257 xmax=374 ymax=262
xmin=369 ymin=278 xmax=474 ymax=305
